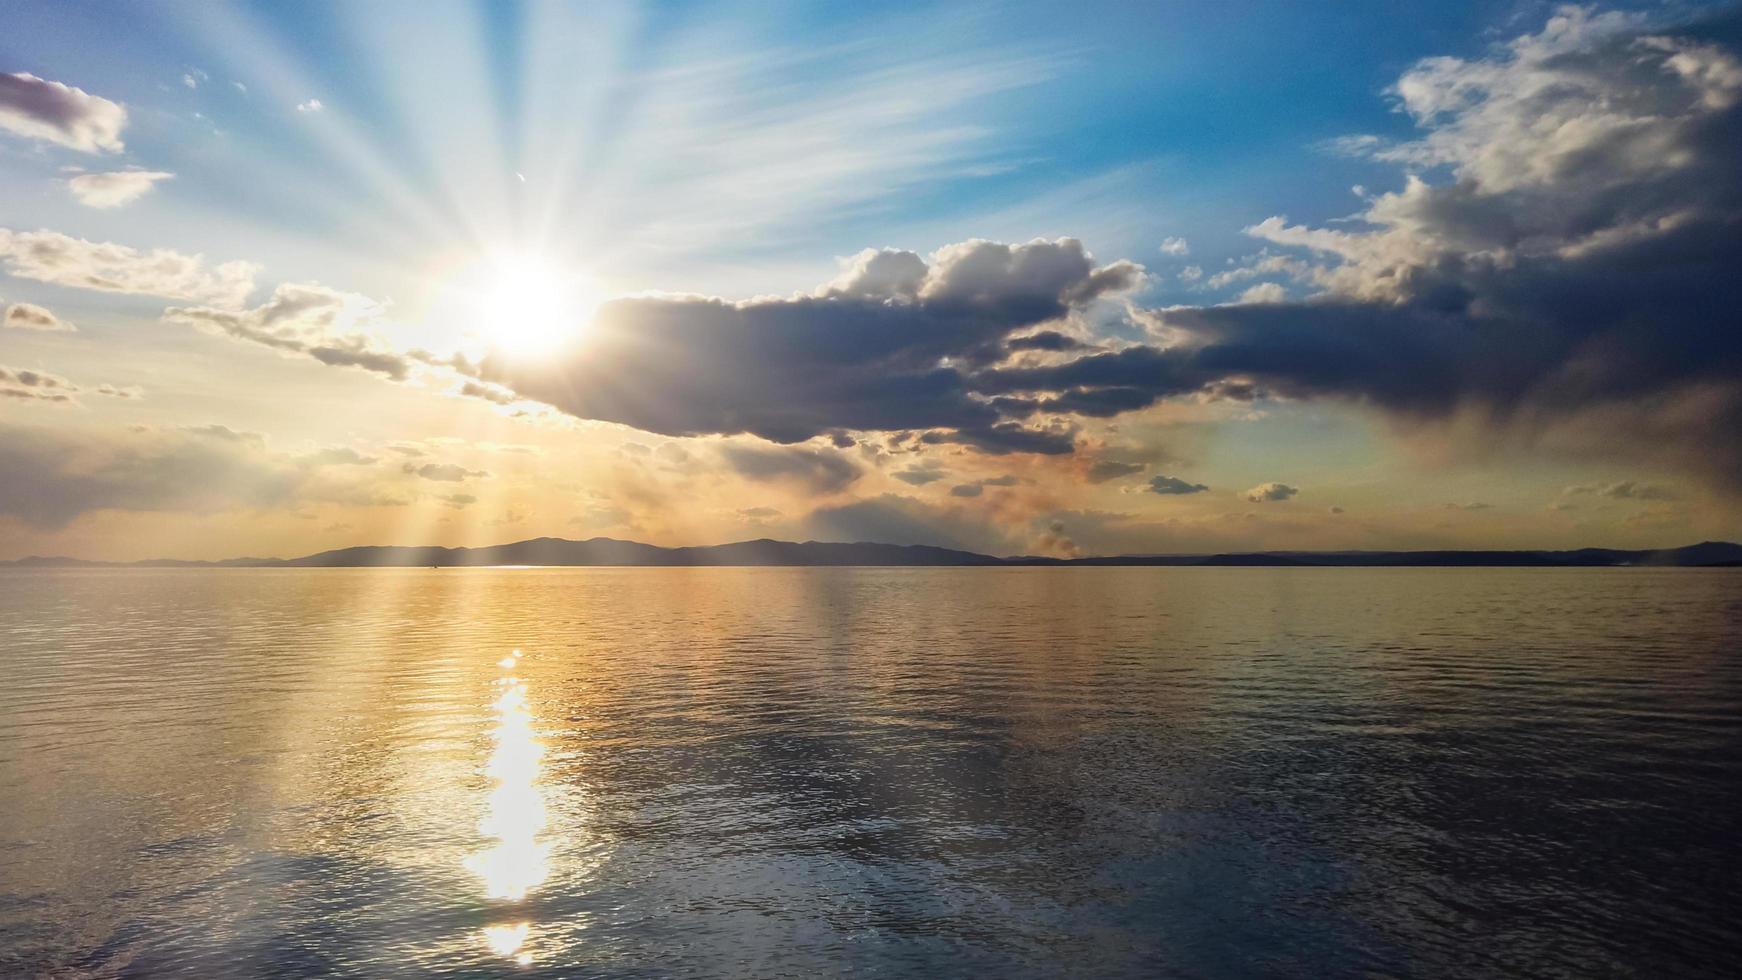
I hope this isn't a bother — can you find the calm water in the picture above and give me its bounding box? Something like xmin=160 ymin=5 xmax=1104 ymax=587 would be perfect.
xmin=1 ymin=567 xmax=1739 ymax=978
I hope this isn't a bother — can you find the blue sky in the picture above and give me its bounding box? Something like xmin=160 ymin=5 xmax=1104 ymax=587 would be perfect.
xmin=2 ymin=0 xmax=1620 ymax=305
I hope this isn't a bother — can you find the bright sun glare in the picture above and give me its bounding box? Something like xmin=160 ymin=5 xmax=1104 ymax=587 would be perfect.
xmin=475 ymin=253 xmax=601 ymax=355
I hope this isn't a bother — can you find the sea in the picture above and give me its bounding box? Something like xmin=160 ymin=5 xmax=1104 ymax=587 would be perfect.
xmin=2 ymin=566 xmax=1738 ymax=978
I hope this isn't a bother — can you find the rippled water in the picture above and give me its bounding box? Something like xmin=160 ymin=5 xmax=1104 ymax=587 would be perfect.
xmin=1 ymin=567 xmax=1739 ymax=978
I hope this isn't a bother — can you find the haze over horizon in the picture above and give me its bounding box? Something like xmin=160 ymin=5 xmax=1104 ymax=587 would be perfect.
xmin=5 ymin=1 xmax=1742 ymax=561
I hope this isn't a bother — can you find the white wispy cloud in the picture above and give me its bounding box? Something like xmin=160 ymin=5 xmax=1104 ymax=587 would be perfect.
xmin=0 ymin=227 xmax=257 ymax=307
xmin=66 ymin=170 xmax=175 ymax=208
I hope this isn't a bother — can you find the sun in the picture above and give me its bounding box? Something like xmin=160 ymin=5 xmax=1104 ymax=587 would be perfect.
xmin=474 ymin=252 xmax=601 ymax=355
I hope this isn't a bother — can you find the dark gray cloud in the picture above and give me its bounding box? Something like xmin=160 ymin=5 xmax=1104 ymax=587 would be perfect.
xmin=1086 ymin=460 xmax=1146 ymax=483
xmin=1150 ymin=475 xmax=1209 ymax=495
xmin=0 ymin=72 xmax=126 ymax=152
xmin=892 ymin=461 xmax=948 ymax=485
xmin=1004 ymin=330 xmax=1091 ymax=353
xmin=964 ymin=13 xmax=1742 ymax=490
xmin=718 ymin=443 xmax=862 ymax=494
xmin=474 ymin=238 xmax=1136 ymax=452
xmin=947 ymin=473 xmax=1020 ymax=498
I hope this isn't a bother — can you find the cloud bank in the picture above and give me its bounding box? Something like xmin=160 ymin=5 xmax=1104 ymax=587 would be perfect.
xmin=968 ymin=10 xmax=1742 ymax=489
xmin=475 ymin=238 xmax=1140 ymax=453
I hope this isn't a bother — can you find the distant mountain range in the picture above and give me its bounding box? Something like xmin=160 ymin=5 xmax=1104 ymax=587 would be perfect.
xmin=6 ymin=537 xmax=1742 ymax=568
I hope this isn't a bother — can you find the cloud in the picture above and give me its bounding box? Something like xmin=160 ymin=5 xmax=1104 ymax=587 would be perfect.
xmin=963 ymin=11 xmax=1742 ymax=491
xmin=4 ymin=303 xmax=74 ymax=332
xmin=1565 ymin=480 xmax=1679 ymax=501
xmin=1244 ymin=482 xmax=1299 ymax=502
xmin=1235 ymin=282 xmax=1287 ymax=305
xmin=1149 ymin=475 xmax=1209 ymax=495
xmin=1159 ymin=237 xmax=1190 ymax=256
xmin=0 ymin=365 xmax=78 ymax=402
xmin=0 ymin=423 xmax=304 ymax=529
xmin=299 ymin=447 xmax=377 ymax=467
xmin=297 ymin=98 xmax=324 ymax=113
xmin=439 ymin=493 xmax=478 ymax=509
xmin=457 ymin=380 xmax=517 ymax=405
xmin=67 ymin=170 xmax=174 ymax=208
xmin=402 ymin=462 xmax=487 ymax=482
xmin=0 ymin=72 xmax=126 ymax=152
xmin=718 ymin=443 xmax=862 ymax=494
xmin=474 ymin=238 xmax=1137 ymax=452
xmin=949 ymin=473 xmax=1020 ymax=497
xmin=803 ymin=494 xmax=986 ymax=550
xmin=1086 ymin=460 xmax=1146 ymax=484
xmin=95 ymin=384 xmax=141 ymax=399
xmin=1444 ymin=501 xmax=1492 ymax=511
xmin=182 ymin=423 xmax=263 ymax=445
xmin=1004 ymin=330 xmax=1090 ymax=354
xmin=165 ymin=283 xmax=410 ymax=379
xmin=893 ymin=461 xmax=948 ymax=485
xmin=0 ymin=228 xmax=257 ymax=307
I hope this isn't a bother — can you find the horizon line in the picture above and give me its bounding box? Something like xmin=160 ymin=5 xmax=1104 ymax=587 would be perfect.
xmin=6 ymin=533 xmax=1740 ymax=568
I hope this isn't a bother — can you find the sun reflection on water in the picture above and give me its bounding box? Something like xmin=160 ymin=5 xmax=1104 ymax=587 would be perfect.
xmin=467 ymin=648 xmax=550 ymax=964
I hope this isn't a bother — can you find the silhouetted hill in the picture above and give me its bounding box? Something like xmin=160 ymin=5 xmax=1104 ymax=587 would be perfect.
xmin=6 ymin=537 xmax=1740 ymax=568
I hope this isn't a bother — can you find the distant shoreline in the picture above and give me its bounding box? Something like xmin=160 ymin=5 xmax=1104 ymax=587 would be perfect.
xmin=6 ymin=536 xmax=1740 ymax=569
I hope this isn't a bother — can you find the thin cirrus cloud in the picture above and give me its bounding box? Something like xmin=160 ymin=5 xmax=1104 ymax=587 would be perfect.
xmin=0 ymin=72 xmax=126 ymax=152
xmin=67 ymin=170 xmax=174 ymax=208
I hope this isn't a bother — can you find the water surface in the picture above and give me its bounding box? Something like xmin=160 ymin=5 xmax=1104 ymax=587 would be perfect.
xmin=2 ymin=567 xmax=1739 ymax=977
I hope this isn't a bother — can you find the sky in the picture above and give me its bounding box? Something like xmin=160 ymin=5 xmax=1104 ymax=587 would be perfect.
xmin=2 ymin=0 xmax=1740 ymax=560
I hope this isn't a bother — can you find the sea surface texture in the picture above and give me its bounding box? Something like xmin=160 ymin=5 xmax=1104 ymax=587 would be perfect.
xmin=1 ymin=567 xmax=1739 ymax=978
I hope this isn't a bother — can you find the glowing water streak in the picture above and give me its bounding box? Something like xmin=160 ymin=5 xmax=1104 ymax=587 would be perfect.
xmin=466 ymin=649 xmax=549 ymax=964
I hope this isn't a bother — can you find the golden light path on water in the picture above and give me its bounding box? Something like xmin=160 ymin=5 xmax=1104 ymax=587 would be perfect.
xmin=465 ymin=648 xmax=550 ymax=966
